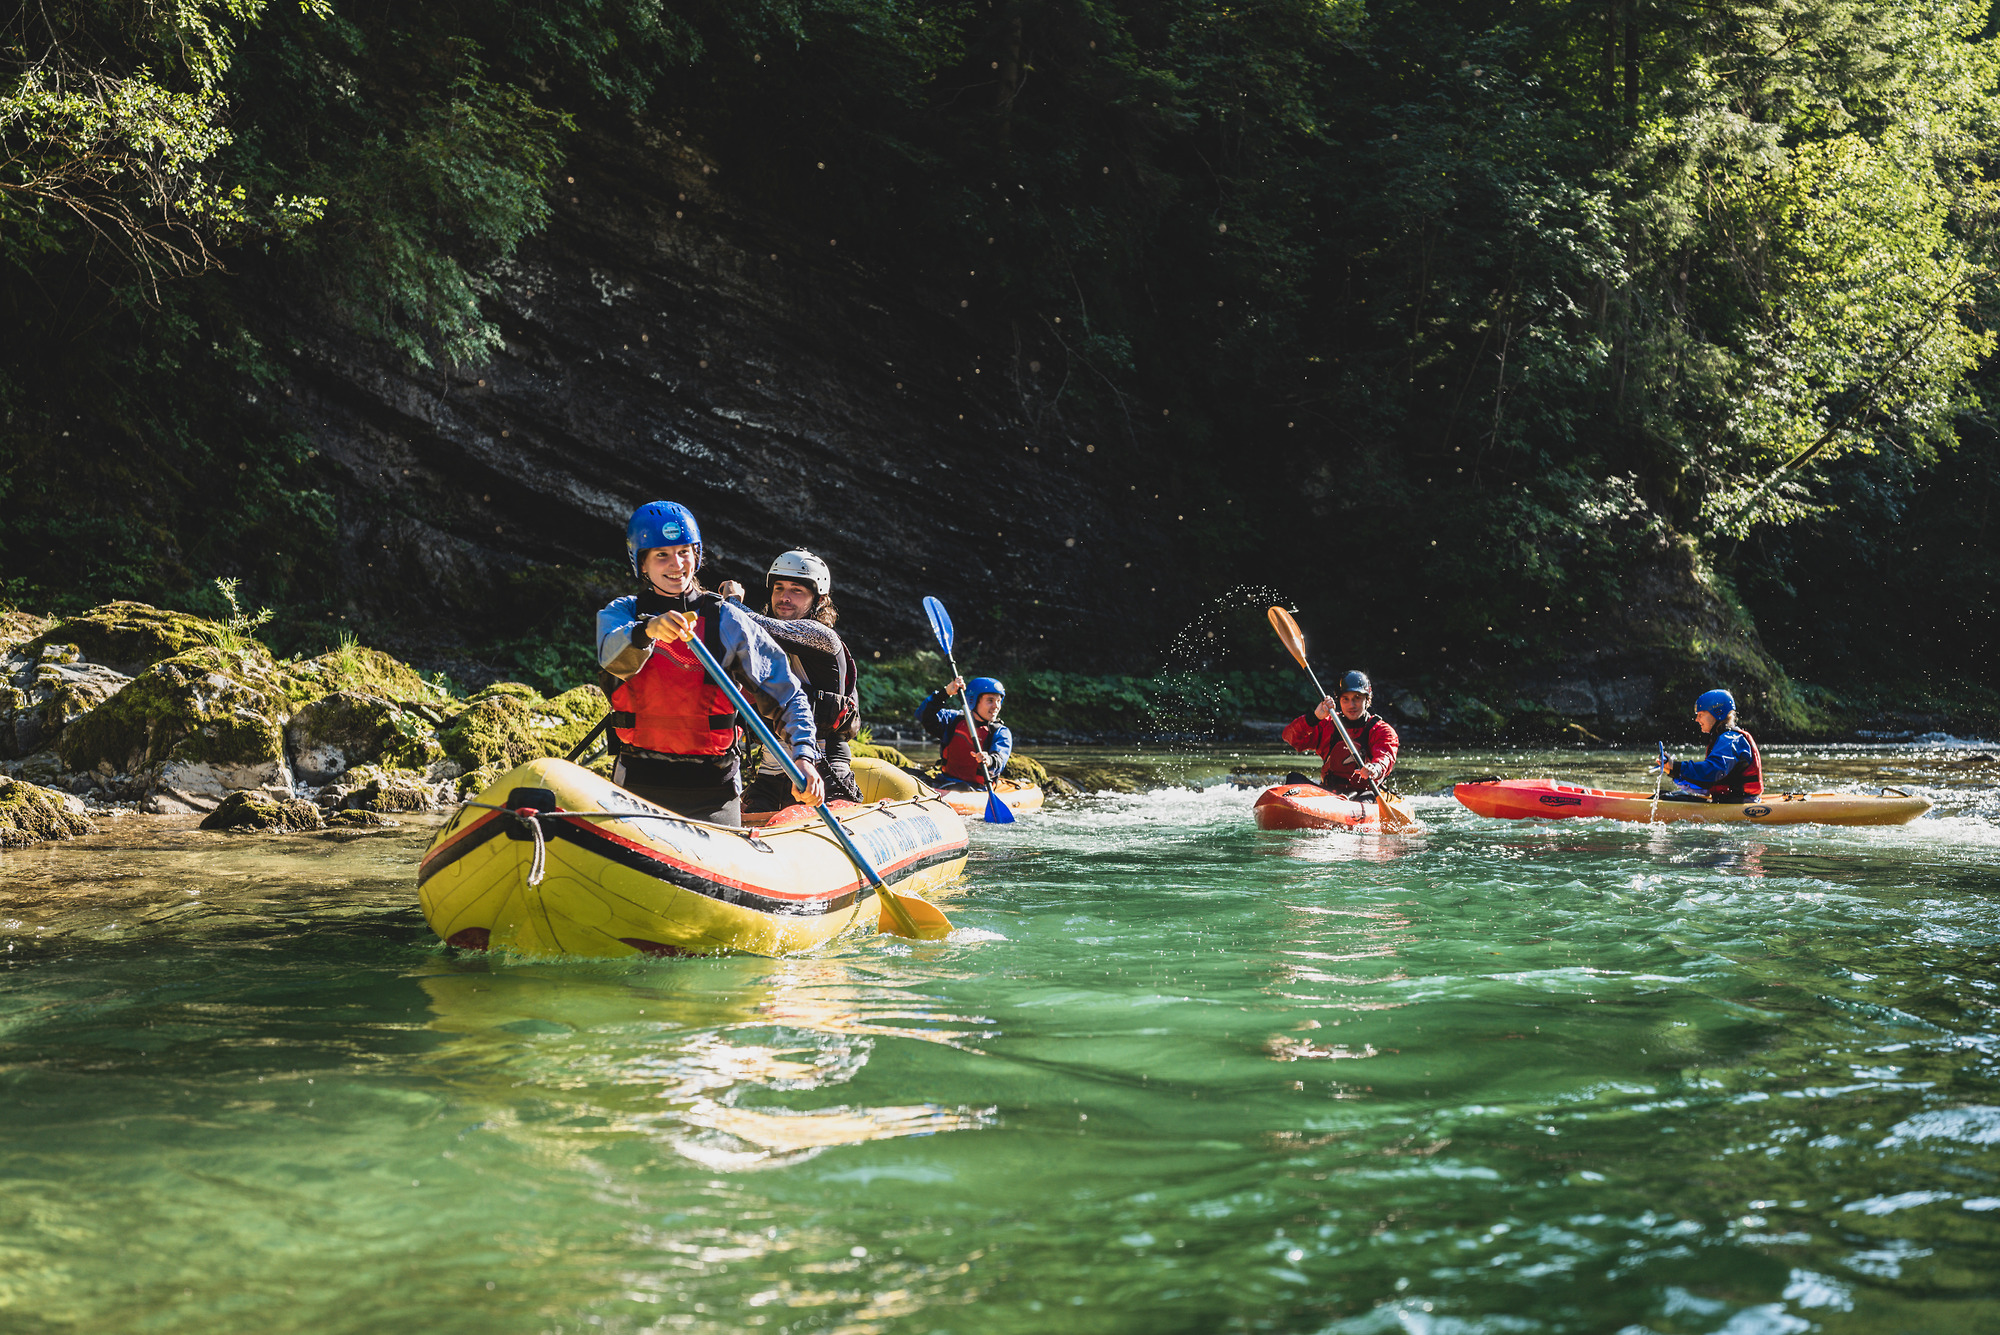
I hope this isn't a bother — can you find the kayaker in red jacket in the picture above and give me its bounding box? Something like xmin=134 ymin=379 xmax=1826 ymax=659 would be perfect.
xmin=1280 ymin=670 xmax=1400 ymax=796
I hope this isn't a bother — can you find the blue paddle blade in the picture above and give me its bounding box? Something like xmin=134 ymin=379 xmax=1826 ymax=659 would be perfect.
xmin=922 ymin=596 xmax=954 ymax=655
xmin=983 ymin=786 xmax=1015 ymax=824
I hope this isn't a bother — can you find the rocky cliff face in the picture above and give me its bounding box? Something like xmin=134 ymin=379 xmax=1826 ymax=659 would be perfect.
xmin=247 ymin=112 xmax=1806 ymax=734
xmin=263 ymin=116 xmax=1166 ymax=669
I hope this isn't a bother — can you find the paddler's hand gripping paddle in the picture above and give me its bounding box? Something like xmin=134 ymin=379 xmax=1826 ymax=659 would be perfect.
xmin=921 ymin=597 xmax=1014 ymax=825
xmin=1266 ymin=606 xmax=1416 ymax=833
xmin=679 ymin=632 xmax=950 ymax=941
xmin=1658 ymin=741 xmax=1709 ymax=797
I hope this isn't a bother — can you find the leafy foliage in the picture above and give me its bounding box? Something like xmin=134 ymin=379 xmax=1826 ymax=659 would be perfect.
xmin=3 ymin=0 xmax=1997 ymax=704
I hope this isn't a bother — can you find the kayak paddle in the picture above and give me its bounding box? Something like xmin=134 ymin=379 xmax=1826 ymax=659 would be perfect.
xmin=920 ymin=596 xmax=1015 ymax=825
xmin=1266 ymin=605 xmax=1417 ymax=833
xmin=677 ymin=627 xmax=951 ymax=941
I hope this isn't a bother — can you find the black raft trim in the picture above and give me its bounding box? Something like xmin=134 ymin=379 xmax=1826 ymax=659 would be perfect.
xmin=419 ymin=811 xmax=963 ymax=918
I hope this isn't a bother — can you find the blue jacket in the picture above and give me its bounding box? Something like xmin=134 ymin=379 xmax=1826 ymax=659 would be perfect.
xmin=1673 ymin=729 xmax=1756 ymax=789
xmin=915 ymin=690 xmax=1012 ymax=777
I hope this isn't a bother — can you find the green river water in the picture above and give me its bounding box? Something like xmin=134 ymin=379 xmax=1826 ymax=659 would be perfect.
xmin=2 ymin=743 xmax=1998 ymax=1334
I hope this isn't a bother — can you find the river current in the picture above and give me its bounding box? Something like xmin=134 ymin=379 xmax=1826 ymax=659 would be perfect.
xmin=1 ymin=742 xmax=1996 ymax=1333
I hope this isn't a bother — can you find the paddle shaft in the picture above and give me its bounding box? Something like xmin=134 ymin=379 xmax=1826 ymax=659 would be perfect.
xmin=565 ymin=712 xmax=615 ymax=763
xmin=676 ymin=632 xmax=924 ymax=937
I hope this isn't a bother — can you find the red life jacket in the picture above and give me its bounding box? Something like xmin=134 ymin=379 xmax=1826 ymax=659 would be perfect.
xmin=609 ymin=596 xmax=737 ymax=756
xmin=1707 ymin=728 xmax=1763 ymax=800
xmin=940 ymin=715 xmax=997 ymax=785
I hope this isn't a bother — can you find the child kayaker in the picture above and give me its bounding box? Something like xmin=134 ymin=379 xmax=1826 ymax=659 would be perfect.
xmin=915 ymin=676 xmax=1011 ymax=790
xmin=1656 ymin=688 xmax=1762 ymax=802
xmin=718 ymin=549 xmax=865 ymax=813
xmin=1280 ymin=669 xmax=1399 ymax=797
xmin=596 ymin=501 xmax=823 ymax=826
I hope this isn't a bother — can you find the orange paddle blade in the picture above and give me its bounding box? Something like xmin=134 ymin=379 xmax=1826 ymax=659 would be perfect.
xmin=1268 ymin=606 xmax=1312 ymax=672
xmin=877 ymin=889 xmax=952 ymax=941
xmin=1379 ymin=794 xmax=1421 ymax=834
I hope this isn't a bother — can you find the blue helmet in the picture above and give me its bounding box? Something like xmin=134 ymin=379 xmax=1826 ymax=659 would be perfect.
xmin=1696 ymin=688 xmax=1737 ymax=718
xmin=627 ymin=501 xmax=702 ymax=578
xmin=967 ymin=676 xmax=1006 ymax=704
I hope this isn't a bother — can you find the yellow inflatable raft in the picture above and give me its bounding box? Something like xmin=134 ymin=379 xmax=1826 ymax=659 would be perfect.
xmin=743 ymin=757 xmax=929 ymax=826
xmin=418 ymin=757 xmax=968 ymax=958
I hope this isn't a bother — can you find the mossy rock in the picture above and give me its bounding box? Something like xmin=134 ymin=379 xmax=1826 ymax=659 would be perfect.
xmin=286 ymin=691 xmax=443 ymax=784
xmin=455 ymin=761 xmax=508 ymax=799
xmin=0 ymin=610 xmax=54 ymax=655
xmin=55 ymin=645 xmax=297 ymax=812
xmin=289 ymin=644 xmax=446 ymax=710
xmin=850 ymin=740 xmax=916 ymax=769
xmin=334 ymin=764 xmax=442 ymax=813
xmin=1 ymin=643 xmax=132 ymax=760
xmin=1038 ymin=760 xmax=1153 ymax=794
xmin=475 ymin=681 xmax=543 ymax=703
xmin=22 ymin=602 xmax=233 ymax=676
xmin=0 ymin=775 xmax=95 ymax=847
xmin=326 ymin=808 xmax=398 ymax=828
xmin=1006 ymin=753 xmax=1052 ymax=788
xmin=439 ymin=683 xmax=603 ymax=773
xmin=199 ymin=791 xmax=326 ymax=832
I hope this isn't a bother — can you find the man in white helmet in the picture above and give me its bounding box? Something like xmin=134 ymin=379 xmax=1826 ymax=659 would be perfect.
xmin=719 ymin=549 xmax=864 ymax=813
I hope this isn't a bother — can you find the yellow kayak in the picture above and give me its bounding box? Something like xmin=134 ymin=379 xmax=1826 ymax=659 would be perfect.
xmin=418 ymin=757 xmax=967 ymax=958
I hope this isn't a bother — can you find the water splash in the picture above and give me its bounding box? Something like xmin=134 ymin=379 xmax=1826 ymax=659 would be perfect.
xmin=1135 ymin=584 xmax=1309 ymax=782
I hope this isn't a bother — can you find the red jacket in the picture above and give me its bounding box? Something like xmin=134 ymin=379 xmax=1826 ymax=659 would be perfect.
xmin=1282 ymin=712 xmax=1399 ymax=791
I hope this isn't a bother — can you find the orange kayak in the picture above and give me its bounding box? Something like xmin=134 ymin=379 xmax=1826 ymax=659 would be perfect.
xmin=1253 ymin=783 xmax=1408 ymax=831
xmin=939 ymin=781 xmax=1044 ymax=818
xmin=1454 ymin=778 xmax=1931 ymax=826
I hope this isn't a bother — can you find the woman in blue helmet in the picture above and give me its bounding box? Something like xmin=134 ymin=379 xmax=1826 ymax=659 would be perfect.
xmin=1657 ymin=688 xmax=1763 ymax=802
xmin=596 ymin=501 xmax=824 ymax=825
xmin=915 ymin=676 xmax=1012 ymax=789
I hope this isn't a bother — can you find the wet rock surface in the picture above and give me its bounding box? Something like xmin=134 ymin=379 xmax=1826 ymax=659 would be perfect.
xmin=0 ymin=775 xmax=96 ymax=847
xmin=199 ymin=791 xmax=327 ymax=832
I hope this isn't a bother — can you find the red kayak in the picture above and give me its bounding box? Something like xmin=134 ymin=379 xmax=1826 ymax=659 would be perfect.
xmin=1254 ymin=783 xmax=1416 ymax=831
xmin=1454 ymin=777 xmax=1931 ymax=826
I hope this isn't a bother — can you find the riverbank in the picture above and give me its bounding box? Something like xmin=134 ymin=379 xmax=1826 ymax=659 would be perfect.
xmin=4 ymin=600 xmax=1990 ymax=847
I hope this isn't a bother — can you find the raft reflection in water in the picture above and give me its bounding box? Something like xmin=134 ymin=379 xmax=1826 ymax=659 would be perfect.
xmin=413 ymin=955 xmax=998 ymax=1170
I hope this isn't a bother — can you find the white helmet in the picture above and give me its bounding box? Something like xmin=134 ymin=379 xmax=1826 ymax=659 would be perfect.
xmin=767 ymin=548 xmax=831 ymax=596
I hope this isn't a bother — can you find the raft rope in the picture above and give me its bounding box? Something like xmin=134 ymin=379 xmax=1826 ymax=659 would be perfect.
xmin=453 ymin=800 xmax=828 ymax=886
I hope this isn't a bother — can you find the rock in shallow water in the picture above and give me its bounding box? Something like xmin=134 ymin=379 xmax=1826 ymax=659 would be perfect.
xmin=319 ymin=764 xmax=445 ymax=813
xmin=286 ymin=690 xmax=442 ymax=784
xmin=199 ymin=791 xmax=327 ymax=832
xmin=0 ymin=775 xmax=96 ymax=847
xmin=325 ymin=809 xmax=398 ymax=828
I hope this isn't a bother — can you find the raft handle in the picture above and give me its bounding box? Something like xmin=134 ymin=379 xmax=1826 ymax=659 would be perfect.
xmin=1881 ymin=786 xmax=1913 ymax=798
